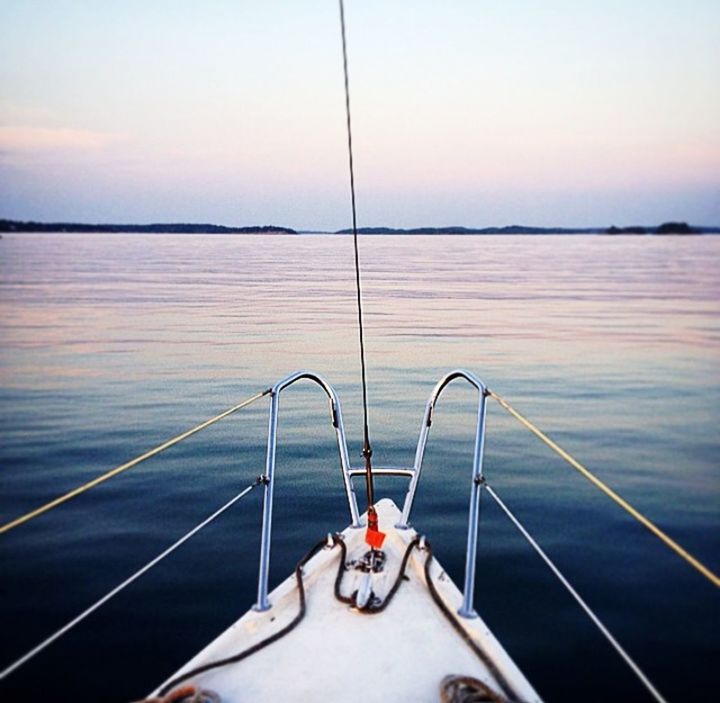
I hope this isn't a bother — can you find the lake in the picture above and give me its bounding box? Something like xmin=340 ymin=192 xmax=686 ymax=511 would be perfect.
xmin=0 ymin=232 xmax=718 ymax=701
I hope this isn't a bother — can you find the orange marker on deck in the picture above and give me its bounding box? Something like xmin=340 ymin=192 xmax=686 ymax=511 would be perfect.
xmin=365 ymin=505 xmax=386 ymax=549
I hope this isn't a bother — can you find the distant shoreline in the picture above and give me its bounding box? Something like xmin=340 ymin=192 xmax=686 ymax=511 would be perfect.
xmin=331 ymin=222 xmax=719 ymax=235
xmin=0 ymin=219 xmax=297 ymax=235
xmin=1 ymin=218 xmax=718 ymax=235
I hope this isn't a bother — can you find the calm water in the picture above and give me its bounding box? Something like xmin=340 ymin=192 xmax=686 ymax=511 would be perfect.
xmin=0 ymin=233 xmax=718 ymax=701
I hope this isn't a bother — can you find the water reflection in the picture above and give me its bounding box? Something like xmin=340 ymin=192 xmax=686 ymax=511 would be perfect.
xmin=0 ymin=232 xmax=718 ymax=701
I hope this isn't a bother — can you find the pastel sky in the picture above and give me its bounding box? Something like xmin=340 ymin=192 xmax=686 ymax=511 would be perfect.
xmin=1 ymin=0 xmax=718 ymax=230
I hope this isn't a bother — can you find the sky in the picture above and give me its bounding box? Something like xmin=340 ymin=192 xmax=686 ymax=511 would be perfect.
xmin=1 ymin=0 xmax=719 ymax=230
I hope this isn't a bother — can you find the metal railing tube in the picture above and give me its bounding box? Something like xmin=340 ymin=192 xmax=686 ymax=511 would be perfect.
xmin=348 ymin=466 xmax=415 ymax=478
xmin=255 ymin=389 xmax=279 ymax=611
xmin=331 ymin=389 xmax=361 ymax=527
xmin=397 ymin=369 xmax=489 ymax=619
xmin=254 ymin=371 xmax=358 ymax=612
xmin=396 ymin=400 xmax=432 ymax=529
xmin=459 ymin=386 xmax=487 ymax=618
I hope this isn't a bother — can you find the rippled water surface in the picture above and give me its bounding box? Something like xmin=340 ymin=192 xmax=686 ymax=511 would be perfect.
xmin=1 ymin=233 xmax=718 ymax=701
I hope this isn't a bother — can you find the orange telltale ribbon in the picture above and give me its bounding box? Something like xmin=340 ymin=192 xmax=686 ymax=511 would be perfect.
xmin=365 ymin=505 xmax=386 ymax=549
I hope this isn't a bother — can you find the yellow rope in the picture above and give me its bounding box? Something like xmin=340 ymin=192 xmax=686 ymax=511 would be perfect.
xmin=487 ymin=390 xmax=719 ymax=589
xmin=0 ymin=389 xmax=271 ymax=537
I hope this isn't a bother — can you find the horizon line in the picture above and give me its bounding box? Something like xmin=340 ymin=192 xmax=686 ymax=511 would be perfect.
xmin=2 ymin=217 xmax=718 ymax=235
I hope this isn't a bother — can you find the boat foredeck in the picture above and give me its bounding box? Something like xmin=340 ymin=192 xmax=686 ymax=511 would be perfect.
xmin=153 ymin=499 xmax=541 ymax=702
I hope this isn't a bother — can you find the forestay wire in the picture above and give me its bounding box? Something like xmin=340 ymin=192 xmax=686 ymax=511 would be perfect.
xmin=339 ymin=0 xmax=375 ymax=512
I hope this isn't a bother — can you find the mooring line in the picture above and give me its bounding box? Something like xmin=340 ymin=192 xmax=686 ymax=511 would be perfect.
xmin=0 ymin=389 xmax=271 ymax=536
xmin=488 ymin=389 xmax=719 ymax=588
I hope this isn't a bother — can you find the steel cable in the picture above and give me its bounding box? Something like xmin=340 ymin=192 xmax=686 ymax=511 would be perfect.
xmin=0 ymin=478 xmax=263 ymax=681
xmin=485 ymin=483 xmax=668 ymax=703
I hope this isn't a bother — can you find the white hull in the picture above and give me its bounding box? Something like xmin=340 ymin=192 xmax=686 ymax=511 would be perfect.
xmin=153 ymin=499 xmax=541 ymax=702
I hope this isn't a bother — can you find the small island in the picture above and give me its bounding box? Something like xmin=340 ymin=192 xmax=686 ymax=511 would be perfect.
xmin=606 ymin=222 xmax=699 ymax=235
xmin=656 ymin=222 xmax=697 ymax=235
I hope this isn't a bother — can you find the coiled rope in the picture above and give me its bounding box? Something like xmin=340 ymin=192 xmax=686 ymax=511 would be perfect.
xmin=439 ymin=674 xmax=507 ymax=703
xmin=0 ymin=477 xmax=263 ymax=681
xmin=487 ymin=389 xmax=719 ymax=588
xmin=0 ymin=388 xmax=270 ymax=536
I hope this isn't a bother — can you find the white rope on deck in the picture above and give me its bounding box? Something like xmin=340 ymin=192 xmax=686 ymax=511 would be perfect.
xmin=0 ymin=478 xmax=262 ymax=681
xmin=484 ymin=483 xmax=668 ymax=703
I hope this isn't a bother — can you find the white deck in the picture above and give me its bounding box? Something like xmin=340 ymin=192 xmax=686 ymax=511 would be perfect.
xmin=153 ymin=498 xmax=541 ymax=702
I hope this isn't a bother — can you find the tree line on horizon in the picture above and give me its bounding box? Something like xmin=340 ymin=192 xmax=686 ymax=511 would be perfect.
xmin=1 ymin=218 xmax=717 ymax=235
xmin=0 ymin=219 xmax=296 ymax=234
